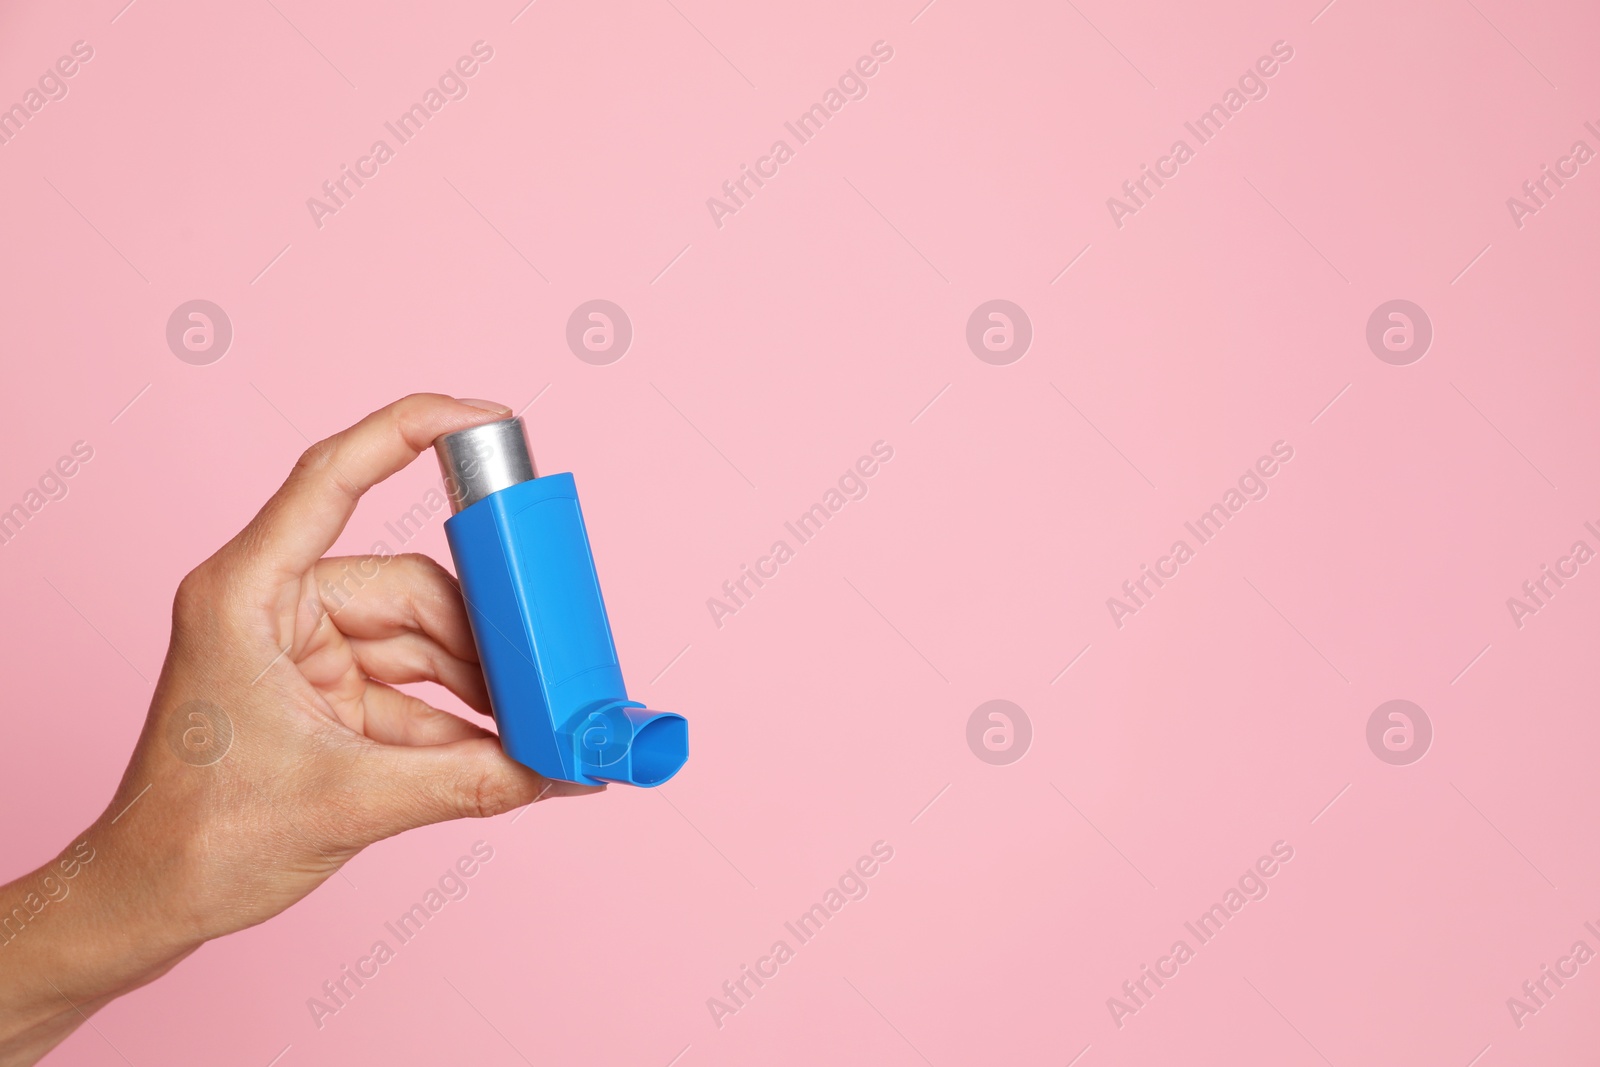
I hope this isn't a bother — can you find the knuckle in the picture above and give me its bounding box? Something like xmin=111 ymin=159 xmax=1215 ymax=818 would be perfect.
xmin=457 ymin=768 xmax=516 ymax=820
xmin=293 ymin=441 xmax=359 ymax=500
xmin=173 ymin=565 xmax=214 ymax=618
xmin=395 ymin=551 xmax=435 ymax=574
xmin=395 ymin=552 xmax=455 ymax=619
xmin=394 ymin=392 xmax=445 ymax=425
xmin=395 ymin=392 xmax=438 ymax=416
xmin=171 ymin=561 xmax=252 ymax=642
xmin=423 ymin=645 xmax=448 ymax=685
xmin=292 ymin=442 xmax=331 ymax=477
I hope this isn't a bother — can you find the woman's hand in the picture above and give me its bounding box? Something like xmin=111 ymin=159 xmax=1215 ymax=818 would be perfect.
xmin=0 ymin=394 xmax=601 ymax=1066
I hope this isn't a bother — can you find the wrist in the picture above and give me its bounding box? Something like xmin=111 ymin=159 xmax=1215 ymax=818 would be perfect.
xmin=0 ymin=818 xmax=206 ymax=1063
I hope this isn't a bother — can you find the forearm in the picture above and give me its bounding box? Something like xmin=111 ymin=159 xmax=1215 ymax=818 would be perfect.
xmin=0 ymin=822 xmax=203 ymax=1066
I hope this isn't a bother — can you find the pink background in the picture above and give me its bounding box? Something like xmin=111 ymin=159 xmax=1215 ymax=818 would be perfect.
xmin=3 ymin=0 xmax=1599 ymax=1063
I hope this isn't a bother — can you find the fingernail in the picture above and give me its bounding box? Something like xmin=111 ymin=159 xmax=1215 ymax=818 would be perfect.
xmin=458 ymin=397 xmax=512 ymax=414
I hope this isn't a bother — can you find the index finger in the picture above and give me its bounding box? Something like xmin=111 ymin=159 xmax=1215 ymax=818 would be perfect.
xmin=237 ymin=393 xmax=511 ymax=580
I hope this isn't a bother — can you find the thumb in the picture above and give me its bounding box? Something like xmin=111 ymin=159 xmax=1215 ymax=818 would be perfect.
xmin=355 ymin=738 xmax=604 ymax=840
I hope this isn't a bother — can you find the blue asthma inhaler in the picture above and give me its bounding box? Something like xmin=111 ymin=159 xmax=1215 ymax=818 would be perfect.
xmin=432 ymin=417 xmax=688 ymax=787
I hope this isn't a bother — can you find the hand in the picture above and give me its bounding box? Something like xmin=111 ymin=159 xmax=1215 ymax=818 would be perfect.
xmin=0 ymin=394 xmax=602 ymax=1066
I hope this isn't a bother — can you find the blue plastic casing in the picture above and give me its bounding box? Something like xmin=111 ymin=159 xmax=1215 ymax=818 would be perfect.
xmin=443 ymin=472 xmax=688 ymax=787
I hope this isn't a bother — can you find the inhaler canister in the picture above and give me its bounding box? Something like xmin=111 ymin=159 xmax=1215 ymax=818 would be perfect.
xmin=433 ymin=417 xmax=688 ymax=787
